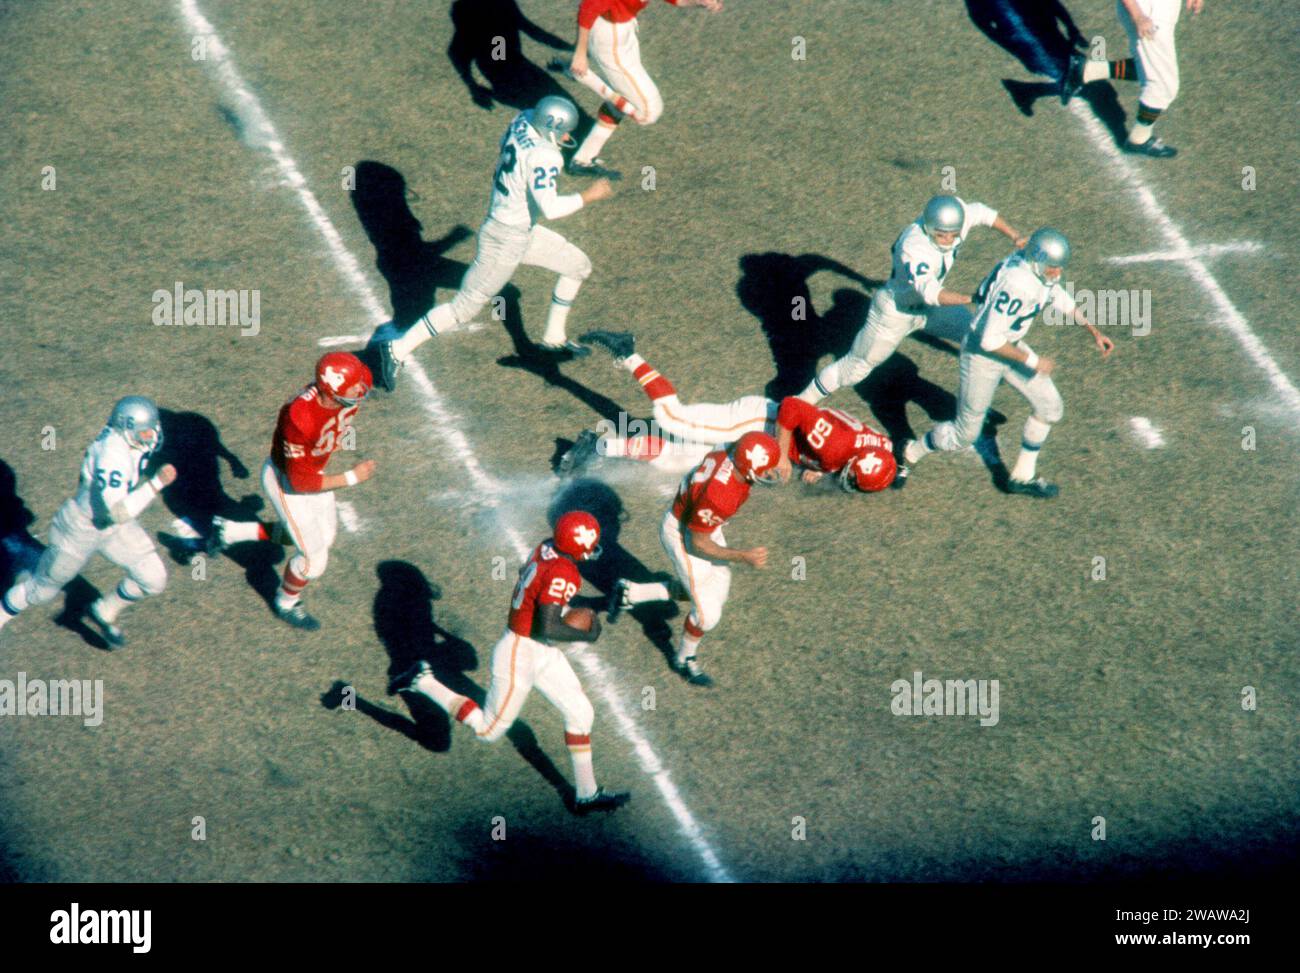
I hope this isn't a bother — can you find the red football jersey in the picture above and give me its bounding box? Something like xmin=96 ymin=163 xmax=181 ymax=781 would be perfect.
xmin=777 ymin=397 xmax=893 ymax=474
xmin=578 ymin=0 xmax=679 ymax=30
xmin=672 ymin=448 xmax=752 ymax=534
xmin=271 ymin=386 xmax=359 ymax=493
xmin=508 ymin=540 xmax=582 ymax=639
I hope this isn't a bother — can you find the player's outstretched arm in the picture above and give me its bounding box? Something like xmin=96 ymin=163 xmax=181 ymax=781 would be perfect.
xmin=687 ymin=530 xmax=767 ymax=568
xmin=97 ymin=463 xmax=177 ymax=528
xmin=990 ymin=215 xmax=1028 ymax=248
xmin=1071 ymin=309 xmax=1115 ymax=359
xmin=536 ymin=603 xmax=601 ymax=643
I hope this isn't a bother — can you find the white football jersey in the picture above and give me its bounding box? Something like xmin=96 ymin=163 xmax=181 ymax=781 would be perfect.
xmin=71 ymin=427 xmax=148 ymax=527
xmin=884 ymin=198 xmax=999 ymax=310
xmin=968 ymin=254 xmax=1077 ymax=352
xmin=485 ymin=113 xmax=582 ymax=230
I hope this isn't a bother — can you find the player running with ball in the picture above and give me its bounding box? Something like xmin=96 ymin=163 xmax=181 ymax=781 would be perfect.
xmin=388 ymin=512 xmax=630 ymax=815
xmin=900 ymin=229 xmax=1114 ymax=497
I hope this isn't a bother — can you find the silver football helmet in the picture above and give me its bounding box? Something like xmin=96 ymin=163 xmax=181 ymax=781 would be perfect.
xmin=108 ymin=395 xmax=163 ymax=453
xmin=921 ymin=195 xmax=965 ymax=251
xmin=530 ymin=95 xmax=579 ymax=149
xmin=1023 ymin=227 xmax=1071 ymax=281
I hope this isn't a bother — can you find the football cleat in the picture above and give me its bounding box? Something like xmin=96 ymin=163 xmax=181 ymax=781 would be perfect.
xmin=388 ymin=659 xmax=431 ymax=696
xmin=1007 ymin=476 xmax=1060 ymax=499
xmin=376 ymin=341 xmax=401 ymax=392
xmin=205 ymin=516 xmax=229 ymax=557
xmin=87 ymin=602 xmax=126 ymax=648
xmin=1060 ymin=53 xmax=1085 ymax=104
xmin=675 ymin=656 xmax=713 ymax=688
xmin=275 ymin=602 xmax=321 ymax=631
xmin=565 ymin=158 xmax=622 ymax=181
xmin=1123 ymin=137 xmax=1177 ymax=159
xmin=579 ymin=330 xmax=635 ymax=361
xmin=606 ymin=578 xmax=631 ymax=623
xmin=890 ymin=463 xmax=910 ymax=490
xmin=558 ymin=430 xmax=600 ymax=477
xmin=539 ymin=340 xmax=592 ymax=358
xmin=572 ymin=787 xmax=631 ymax=816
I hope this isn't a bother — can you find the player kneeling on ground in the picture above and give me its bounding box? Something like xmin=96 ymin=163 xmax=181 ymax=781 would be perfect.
xmin=0 ymin=397 xmax=175 ymax=647
xmin=209 ymin=353 xmax=376 ymax=631
xmin=610 ymin=430 xmax=779 ymax=687
xmin=901 ymin=229 xmax=1114 ymax=497
xmin=388 ymin=512 xmax=630 ymax=816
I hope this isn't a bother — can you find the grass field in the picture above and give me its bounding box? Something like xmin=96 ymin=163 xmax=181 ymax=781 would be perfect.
xmin=0 ymin=0 xmax=1296 ymax=883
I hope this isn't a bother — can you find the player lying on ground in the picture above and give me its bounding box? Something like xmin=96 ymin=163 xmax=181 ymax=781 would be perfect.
xmin=376 ymin=96 xmax=613 ymax=391
xmin=563 ymin=330 xmax=896 ymax=492
xmin=564 ymin=0 xmax=724 ymax=180
xmin=388 ymin=511 xmax=630 ymax=815
xmin=798 ymin=195 xmax=1027 ymax=404
xmin=209 ymin=353 xmax=376 ymax=631
xmin=0 ymin=397 xmax=175 ymax=648
xmin=1062 ymin=0 xmax=1203 ymax=158
xmin=609 ymin=429 xmax=780 ymax=687
xmin=900 ymin=228 xmax=1114 ymax=498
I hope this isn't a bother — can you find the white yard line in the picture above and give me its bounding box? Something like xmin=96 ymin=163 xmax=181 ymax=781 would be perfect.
xmin=994 ymin=1 xmax=1300 ymax=419
xmin=1105 ymin=241 xmax=1263 ymax=265
xmin=1127 ymin=416 xmax=1166 ymax=450
xmin=177 ymin=0 xmax=733 ymax=883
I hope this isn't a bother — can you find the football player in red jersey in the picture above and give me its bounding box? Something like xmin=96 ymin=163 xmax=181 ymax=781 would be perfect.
xmin=563 ymin=330 xmax=897 ymax=493
xmin=209 ymin=353 xmax=377 ymax=631
xmin=388 ymin=512 xmax=630 ymax=815
xmin=610 ymin=431 xmax=778 ymax=687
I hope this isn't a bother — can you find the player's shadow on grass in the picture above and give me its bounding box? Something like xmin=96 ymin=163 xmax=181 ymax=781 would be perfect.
xmin=331 ymin=560 xmax=572 ymax=803
xmin=447 ymin=0 xmax=586 ymax=121
xmin=0 ymin=456 xmax=115 ymax=651
xmin=736 ymin=252 xmax=881 ymax=401
xmin=153 ymin=410 xmax=283 ymax=603
xmin=547 ymin=478 xmax=681 ymax=669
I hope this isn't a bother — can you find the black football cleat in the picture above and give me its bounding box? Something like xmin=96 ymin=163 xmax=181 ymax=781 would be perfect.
xmin=87 ymin=602 xmax=126 ymax=648
xmin=376 ymin=340 xmax=401 ymax=392
xmin=675 ymin=656 xmax=713 ymax=688
xmin=579 ymin=330 xmax=635 ymax=361
xmin=539 ymin=340 xmax=592 ymax=358
xmin=558 ymin=430 xmax=600 ymax=477
xmin=572 ymin=788 xmax=631 ymax=816
xmin=1007 ymin=476 xmax=1060 ymax=499
xmin=275 ymin=602 xmax=321 ymax=631
xmin=890 ymin=464 xmax=910 ymax=490
xmin=1060 ymin=52 xmax=1085 ymax=104
xmin=606 ymin=578 xmax=631 ymax=623
xmin=565 ymin=158 xmax=622 ymax=181
xmin=1123 ymin=137 xmax=1177 ymax=158
xmin=388 ymin=660 xmax=431 ymax=696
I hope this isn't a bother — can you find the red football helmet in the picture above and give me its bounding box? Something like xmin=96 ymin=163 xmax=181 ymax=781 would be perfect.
xmin=732 ymin=431 xmax=781 ymax=484
xmin=315 ymin=352 xmax=373 ymax=407
xmin=554 ymin=510 xmax=602 ymax=561
xmin=839 ymin=447 xmax=896 ymax=493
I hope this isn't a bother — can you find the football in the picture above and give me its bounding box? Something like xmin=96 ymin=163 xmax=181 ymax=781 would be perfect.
xmin=563 ymin=606 xmax=596 ymax=632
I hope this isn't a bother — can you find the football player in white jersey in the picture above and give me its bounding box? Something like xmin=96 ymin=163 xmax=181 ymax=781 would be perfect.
xmin=377 ymin=96 xmax=613 ymax=391
xmin=0 ymin=397 xmax=176 ymax=646
xmin=900 ymin=229 xmax=1114 ymax=497
xmin=797 ymin=195 xmax=1027 ymax=404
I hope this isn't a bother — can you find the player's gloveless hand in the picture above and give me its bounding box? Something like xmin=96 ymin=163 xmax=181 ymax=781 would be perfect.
xmin=570 ymin=51 xmax=589 ymax=78
xmin=155 ymin=463 xmax=178 ymax=487
xmin=1186 ymin=0 xmax=1203 ymax=15
xmin=583 ymin=178 xmax=614 ymax=204
xmin=744 ymin=547 xmax=769 ymax=569
xmin=801 ymin=470 xmax=823 ymax=486
xmin=1035 ymin=356 xmax=1057 ymax=377
xmin=352 ymin=459 xmax=377 ymax=484
xmin=1095 ymin=334 xmax=1115 ymax=359
xmin=1135 ymin=12 xmax=1156 ymax=38
xmin=775 ymin=455 xmax=793 ymax=483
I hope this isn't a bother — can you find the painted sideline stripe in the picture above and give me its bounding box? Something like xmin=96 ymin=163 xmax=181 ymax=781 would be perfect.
xmin=993 ymin=1 xmax=1300 ymax=419
xmin=176 ymin=0 xmax=733 ymax=883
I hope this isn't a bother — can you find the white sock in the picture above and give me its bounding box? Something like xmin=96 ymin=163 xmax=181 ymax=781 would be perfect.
xmin=1082 ymin=60 xmax=1107 ymax=83
xmin=542 ymin=276 xmax=583 ymax=346
xmin=620 ymin=353 xmax=644 ymax=372
xmin=1129 ymin=121 xmax=1154 ymax=145
xmin=801 ymin=366 xmax=837 ymax=403
xmin=95 ymin=578 xmax=145 ymax=624
xmin=574 ymin=120 xmax=616 ymax=165
xmin=625 ymin=581 xmax=671 ymax=603
xmin=567 ymin=736 xmax=598 ymax=799
xmin=3 ymin=584 xmax=30 ymax=616
xmin=220 ymin=518 xmax=264 ymax=543
xmin=1011 ymin=417 xmax=1051 ymax=482
xmin=676 ymin=628 xmax=703 ymax=665
xmin=904 ymin=433 xmax=934 ymax=464
xmin=392 ymin=306 xmax=452 ymax=361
